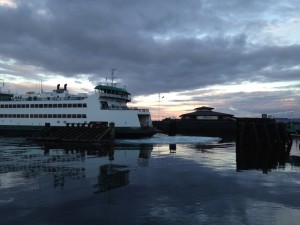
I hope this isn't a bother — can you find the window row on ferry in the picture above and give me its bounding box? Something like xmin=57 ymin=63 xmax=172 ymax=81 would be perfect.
xmin=0 ymin=103 xmax=87 ymax=108
xmin=0 ymin=114 xmax=87 ymax=118
xmin=98 ymin=89 xmax=129 ymax=97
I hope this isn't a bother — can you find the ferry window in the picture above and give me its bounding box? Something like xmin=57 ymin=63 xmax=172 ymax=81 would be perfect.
xmin=13 ymin=105 xmax=16 ymax=108
xmin=73 ymin=104 xmax=78 ymax=108
xmin=30 ymin=104 xmax=34 ymax=108
xmin=17 ymin=105 xmax=21 ymax=108
xmin=26 ymin=104 xmax=29 ymax=108
xmin=62 ymin=114 xmax=66 ymax=118
xmin=67 ymin=114 xmax=71 ymax=118
xmin=53 ymin=104 xmax=57 ymax=108
xmin=43 ymin=114 xmax=47 ymax=118
xmin=39 ymin=104 xmax=43 ymax=108
xmin=83 ymin=114 xmax=87 ymax=118
xmin=78 ymin=104 xmax=82 ymax=108
xmin=48 ymin=114 xmax=52 ymax=118
xmin=58 ymin=104 xmax=62 ymax=108
xmin=48 ymin=104 xmax=53 ymax=108
xmin=25 ymin=114 xmax=29 ymax=118
xmin=30 ymin=114 xmax=33 ymax=118
xmin=44 ymin=104 xmax=48 ymax=108
xmin=17 ymin=114 xmax=20 ymax=118
xmin=77 ymin=114 xmax=82 ymax=118
xmin=13 ymin=114 xmax=16 ymax=118
xmin=21 ymin=104 xmax=25 ymax=108
xmin=0 ymin=114 xmax=2 ymax=118
xmin=34 ymin=114 xmax=38 ymax=118
xmin=0 ymin=105 xmax=3 ymax=108
xmin=39 ymin=114 xmax=43 ymax=118
xmin=4 ymin=114 xmax=7 ymax=118
xmin=67 ymin=104 xmax=72 ymax=108
xmin=53 ymin=114 xmax=57 ymax=118
xmin=72 ymin=114 xmax=76 ymax=118
xmin=21 ymin=114 xmax=25 ymax=118
xmin=58 ymin=114 xmax=62 ymax=118
xmin=83 ymin=103 xmax=87 ymax=107
xmin=35 ymin=104 xmax=38 ymax=108
xmin=5 ymin=104 xmax=8 ymax=108
xmin=63 ymin=104 xmax=67 ymax=107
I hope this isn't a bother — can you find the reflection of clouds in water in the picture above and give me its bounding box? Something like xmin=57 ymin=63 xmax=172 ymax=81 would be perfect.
xmin=116 ymin=134 xmax=220 ymax=144
xmin=0 ymin=198 xmax=14 ymax=204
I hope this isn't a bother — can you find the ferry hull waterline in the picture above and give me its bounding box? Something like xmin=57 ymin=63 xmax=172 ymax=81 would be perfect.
xmin=0 ymin=76 xmax=157 ymax=139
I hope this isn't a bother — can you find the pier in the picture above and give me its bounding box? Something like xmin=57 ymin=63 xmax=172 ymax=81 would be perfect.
xmin=28 ymin=122 xmax=115 ymax=143
xmin=236 ymin=118 xmax=292 ymax=172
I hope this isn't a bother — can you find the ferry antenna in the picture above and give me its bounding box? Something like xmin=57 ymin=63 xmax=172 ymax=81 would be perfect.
xmin=0 ymin=79 xmax=3 ymax=93
xmin=40 ymin=77 xmax=43 ymax=93
xmin=111 ymin=69 xmax=117 ymax=86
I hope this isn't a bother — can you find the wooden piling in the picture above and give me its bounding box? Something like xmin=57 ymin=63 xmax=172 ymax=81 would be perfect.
xmin=236 ymin=118 xmax=292 ymax=172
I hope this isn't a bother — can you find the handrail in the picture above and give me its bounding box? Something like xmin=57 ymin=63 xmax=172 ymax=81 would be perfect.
xmin=100 ymin=107 xmax=149 ymax=112
xmin=3 ymin=96 xmax=87 ymax=102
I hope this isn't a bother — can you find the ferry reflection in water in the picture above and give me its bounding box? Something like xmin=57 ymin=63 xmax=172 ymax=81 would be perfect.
xmin=1 ymin=136 xmax=300 ymax=225
xmin=0 ymin=140 xmax=152 ymax=192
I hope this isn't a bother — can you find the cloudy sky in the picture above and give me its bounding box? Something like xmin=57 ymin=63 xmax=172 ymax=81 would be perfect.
xmin=0 ymin=0 xmax=299 ymax=119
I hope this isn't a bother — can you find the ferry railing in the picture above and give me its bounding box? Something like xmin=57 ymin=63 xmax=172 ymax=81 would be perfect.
xmin=9 ymin=96 xmax=87 ymax=101
xmin=100 ymin=106 xmax=149 ymax=112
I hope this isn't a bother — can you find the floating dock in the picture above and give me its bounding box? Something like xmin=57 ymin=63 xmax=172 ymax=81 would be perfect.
xmin=28 ymin=122 xmax=115 ymax=143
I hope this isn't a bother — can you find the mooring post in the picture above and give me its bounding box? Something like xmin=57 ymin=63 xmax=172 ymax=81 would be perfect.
xmin=109 ymin=122 xmax=115 ymax=141
xmin=236 ymin=118 xmax=292 ymax=172
xmin=168 ymin=120 xmax=176 ymax=136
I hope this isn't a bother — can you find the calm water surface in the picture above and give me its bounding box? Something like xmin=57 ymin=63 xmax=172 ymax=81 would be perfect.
xmin=1 ymin=134 xmax=300 ymax=225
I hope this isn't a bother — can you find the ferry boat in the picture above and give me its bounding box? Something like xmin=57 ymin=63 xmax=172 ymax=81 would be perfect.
xmin=0 ymin=77 xmax=156 ymax=138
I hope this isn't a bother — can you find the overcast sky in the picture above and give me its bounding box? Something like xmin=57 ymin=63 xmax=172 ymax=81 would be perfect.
xmin=0 ymin=0 xmax=299 ymax=119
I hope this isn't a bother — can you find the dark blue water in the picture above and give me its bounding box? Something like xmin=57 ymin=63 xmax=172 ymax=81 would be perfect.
xmin=1 ymin=134 xmax=300 ymax=225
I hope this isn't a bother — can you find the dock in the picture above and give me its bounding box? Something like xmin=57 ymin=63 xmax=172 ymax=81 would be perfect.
xmin=236 ymin=118 xmax=292 ymax=172
xmin=28 ymin=122 xmax=115 ymax=143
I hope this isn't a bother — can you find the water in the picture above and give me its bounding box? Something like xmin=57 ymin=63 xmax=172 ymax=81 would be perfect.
xmin=1 ymin=134 xmax=300 ymax=225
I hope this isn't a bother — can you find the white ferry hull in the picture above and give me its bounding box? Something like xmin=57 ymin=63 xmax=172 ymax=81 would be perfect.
xmin=0 ymin=124 xmax=157 ymax=138
xmin=0 ymin=81 xmax=156 ymax=138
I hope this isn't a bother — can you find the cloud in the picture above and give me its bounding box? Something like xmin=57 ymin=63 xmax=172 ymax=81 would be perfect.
xmin=0 ymin=0 xmax=299 ymax=117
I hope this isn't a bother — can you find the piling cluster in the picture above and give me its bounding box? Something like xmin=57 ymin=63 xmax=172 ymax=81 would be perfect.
xmin=236 ymin=118 xmax=292 ymax=172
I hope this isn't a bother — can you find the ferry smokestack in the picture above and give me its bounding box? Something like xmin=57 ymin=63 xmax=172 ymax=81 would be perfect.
xmin=64 ymin=84 xmax=67 ymax=90
xmin=57 ymin=84 xmax=60 ymax=90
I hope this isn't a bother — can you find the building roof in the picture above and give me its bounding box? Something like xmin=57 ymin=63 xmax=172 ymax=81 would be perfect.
xmin=180 ymin=106 xmax=234 ymax=118
xmin=94 ymin=85 xmax=130 ymax=95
